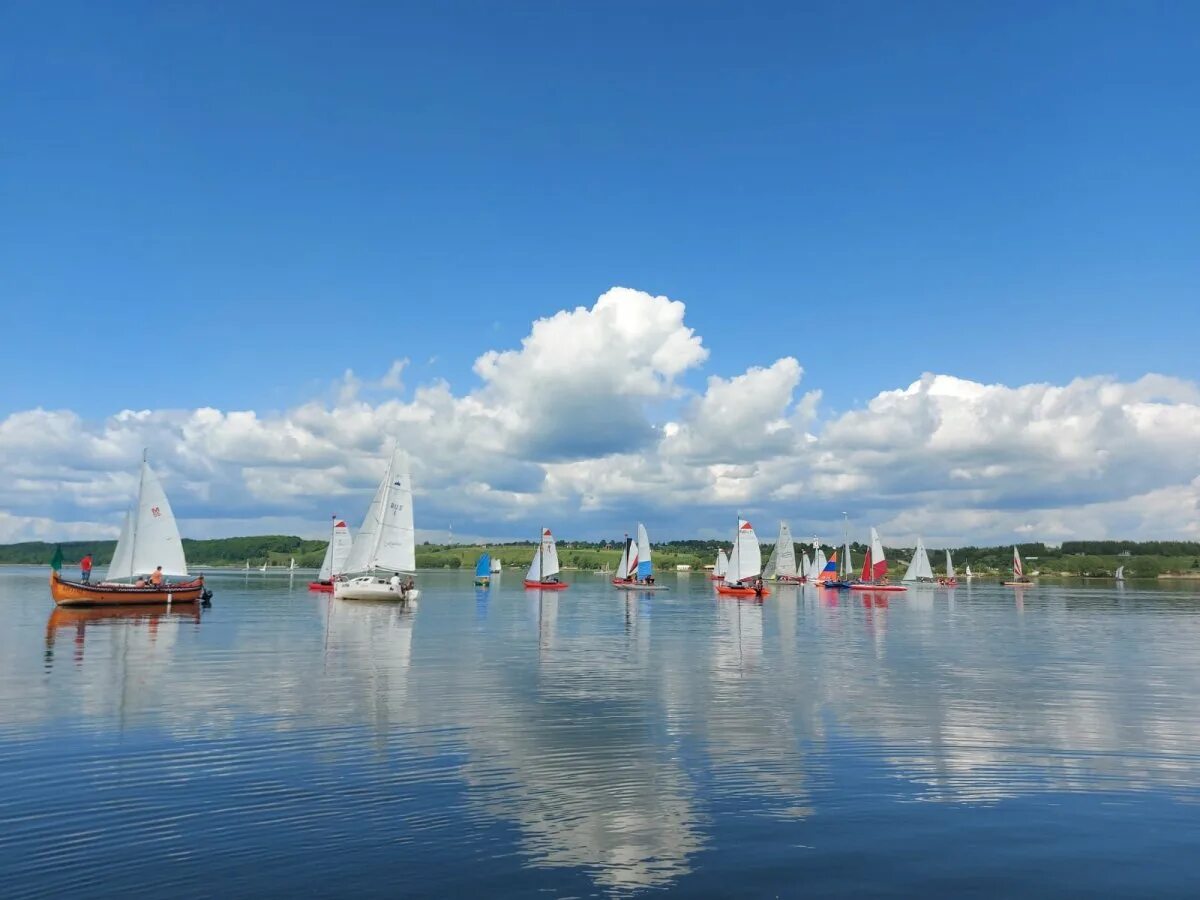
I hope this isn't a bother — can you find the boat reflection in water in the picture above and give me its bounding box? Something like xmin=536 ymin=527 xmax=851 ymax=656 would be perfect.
xmin=44 ymin=604 xmax=201 ymax=670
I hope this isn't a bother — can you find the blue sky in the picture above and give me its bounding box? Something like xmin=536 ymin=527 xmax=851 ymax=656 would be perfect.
xmin=5 ymin=0 xmax=1197 ymax=415
xmin=2 ymin=2 xmax=1199 ymax=543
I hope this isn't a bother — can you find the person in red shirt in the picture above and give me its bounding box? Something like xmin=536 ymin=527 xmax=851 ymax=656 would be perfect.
xmin=80 ymin=553 xmax=93 ymax=584
xmin=150 ymin=566 xmax=164 ymax=586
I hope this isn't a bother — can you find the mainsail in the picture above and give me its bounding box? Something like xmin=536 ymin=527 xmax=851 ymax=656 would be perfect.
xmin=1012 ymin=546 xmax=1023 ymax=578
xmin=636 ymin=523 xmax=652 ymax=580
xmin=841 ymin=542 xmax=853 ymax=578
xmin=861 ymin=527 xmax=888 ymax=582
xmin=945 ymin=550 xmax=956 ymax=579
xmin=715 ymin=549 xmax=729 ymax=578
xmin=775 ymin=523 xmax=797 ymax=578
xmin=902 ymin=536 xmax=934 ymax=582
xmin=475 ymin=553 xmax=491 ymax=578
xmin=105 ymin=459 xmax=188 ymax=581
xmin=342 ymin=448 xmax=416 ymax=575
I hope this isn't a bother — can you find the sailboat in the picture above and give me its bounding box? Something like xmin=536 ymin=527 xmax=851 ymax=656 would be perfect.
xmin=849 ymin=527 xmax=906 ymax=592
xmin=333 ymin=448 xmax=421 ymax=602
xmin=799 ymin=551 xmax=811 ymax=583
xmin=490 ymin=557 xmax=502 ymax=574
xmin=309 ymin=518 xmax=355 ymax=592
xmin=50 ymin=454 xmax=208 ymax=606
xmin=814 ymin=549 xmax=839 ymax=584
xmin=1002 ymin=545 xmax=1032 ymax=587
xmin=901 ymin=536 xmax=935 ymax=584
xmin=259 ymin=560 xmax=270 ymax=572
xmin=1115 ymin=565 xmax=1125 ymax=582
xmin=938 ymin=549 xmax=958 ymax=586
xmin=524 ymin=528 xmax=568 ymax=590
xmin=710 ymin=548 xmax=729 ymax=581
xmin=771 ymin=522 xmax=801 ymax=583
xmin=965 ymin=564 xmax=974 ymax=581
xmin=289 ymin=557 xmax=296 ymax=572
xmin=475 ymin=553 xmax=491 ymax=587
xmin=715 ymin=518 xmax=769 ymax=597
xmin=613 ymin=523 xmax=668 ymax=590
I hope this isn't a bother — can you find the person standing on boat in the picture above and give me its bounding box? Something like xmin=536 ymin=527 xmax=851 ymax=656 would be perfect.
xmin=150 ymin=566 xmax=164 ymax=586
xmin=80 ymin=552 xmax=93 ymax=583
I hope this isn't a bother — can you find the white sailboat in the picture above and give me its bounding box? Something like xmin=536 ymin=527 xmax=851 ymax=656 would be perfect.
xmin=939 ymin=549 xmax=957 ymax=585
xmin=334 ymin=448 xmax=420 ymax=602
xmin=800 ymin=552 xmax=810 ymax=581
xmin=715 ymin=518 xmax=766 ymax=595
xmin=524 ymin=528 xmax=567 ymax=589
xmin=309 ymin=519 xmax=354 ymax=591
xmin=712 ymin=548 xmax=729 ymax=581
xmin=902 ymin=536 xmax=935 ymax=583
xmin=770 ymin=522 xmax=799 ymax=582
xmin=289 ymin=557 xmax=296 ymax=571
xmin=490 ymin=558 xmax=502 ymax=574
xmin=1115 ymin=565 xmax=1125 ymax=582
xmin=965 ymin=564 xmax=974 ymax=580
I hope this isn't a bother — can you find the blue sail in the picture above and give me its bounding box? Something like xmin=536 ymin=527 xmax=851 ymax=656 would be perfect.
xmin=637 ymin=559 xmax=652 ymax=579
xmin=475 ymin=553 xmax=491 ymax=577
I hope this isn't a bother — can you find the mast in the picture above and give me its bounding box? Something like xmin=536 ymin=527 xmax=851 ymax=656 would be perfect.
xmin=368 ymin=451 xmax=396 ymax=573
xmin=539 ymin=526 xmax=544 ymax=583
xmin=130 ymin=450 xmax=147 ymax=577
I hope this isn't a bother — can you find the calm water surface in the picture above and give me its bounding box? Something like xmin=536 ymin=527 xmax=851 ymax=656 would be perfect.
xmin=3 ymin=568 xmax=1200 ymax=897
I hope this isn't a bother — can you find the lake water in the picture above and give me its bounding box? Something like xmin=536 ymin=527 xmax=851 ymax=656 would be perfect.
xmin=3 ymin=567 xmax=1200 ymax=897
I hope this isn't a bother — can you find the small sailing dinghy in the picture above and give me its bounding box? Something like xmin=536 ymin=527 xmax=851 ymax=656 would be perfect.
xmin=310 ymin=518 xmax=354 ymax=592
xmin=333 ymin=448 xmax=421 ymax=602
xmin=613 ymin=524 xmax=667 ymax=590
xmin=965 ymin=564 xmax=974 ymax=581
xmin=50 ymin=455 xmax=209 ymax=607
xmin=772 ymin=522 xmax=802 ymax=583
xmin=490 ymin=557 xmax=502 ymax=574
xmin=814 ymin=549 xmax=839 ymax=585
xmin=938 ymin=549 xmax=958 ymax=586
xmin=525 ymin=528 xmax=568 ymax=589
xmin=1002 ymin=546 xmax=1032 ymax=587
xmin=901 ymin=536 xmax=936 ymax=585
xmin=849 ymin=528 xmax=906 ymax=592
xmin=1115 ymin=565 xmax=1125 ymax=582
xmin=709 ymin=548 xmax=729 ymax=581
xmin=715 ymin=518 xmax=769 ymax=597
xmin=475 ymin=553 xmax=491 ymax=586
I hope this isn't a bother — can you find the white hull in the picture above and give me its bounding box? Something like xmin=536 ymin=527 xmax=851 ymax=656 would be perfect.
xmin=334 ymin=576 xmax=420 ymax=602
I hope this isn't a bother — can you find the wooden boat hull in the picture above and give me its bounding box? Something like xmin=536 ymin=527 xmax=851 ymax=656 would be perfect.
xmin=715 ymin=584 xmax=771 ymax=597
xmin=50 ymin=571 xmax=205 ymax=607
xmin=308 ymin=580 xmax=334 ymax=592
xmin=524 ymin=580 xmax=568 ymax=590
xmin=849 ymin=583 xmax=907 ymax=592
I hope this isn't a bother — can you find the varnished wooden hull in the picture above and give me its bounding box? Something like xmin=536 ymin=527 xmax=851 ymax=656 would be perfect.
xmin=50 ymin=571 xmax=205 ymax=606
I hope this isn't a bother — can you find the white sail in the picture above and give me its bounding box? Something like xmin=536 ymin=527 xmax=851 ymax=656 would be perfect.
xmin=490 ymin=558 xmax=502 ymax=573
xmin=715 ymin=549 xmax=729 ymax=578
xmin=342 ymin=449 xmax=417 ymax=575
xmin=842 ymin=542 xmax=853 ymax=578
xmin=812 ymin=547 xmax=827 ymax=577
xmin=130 ymin=461 xmax=188 ymax=578
xmin=800 ymin=552 xmax=810 ymax=578
xmin=902 ymin=536 xmax=934 ymax=582
xmin=945 ymin=549 xmax=956 ymax=579
xmin=526 ymin=528 xmax=560 ymax=581
xmin=727 ymin=518 xmax=762 ymax=584
xmin=616 ymin=541 xmax=630 ymax=579
xmin=870 ymin=528 xmax=886 ymax=571
xmin=105 ymin=510 xmax=135 ymax=581
xmin=636 ymin=523 xmax=652 ymax=579
xmin=1115 ymin=565 xmax=1125 ymax=581
xmin=726 ymin=538 xmax=740 ymax=583
xmin=762 ymin=543 xmax=778 ymax=580
xmin=317 ymin=520 xmax=355 ymax=581
xmin=965 ymin=564 xmax=974 ymax=578
xmin=775 ymin=523 xmax=797 ymax=577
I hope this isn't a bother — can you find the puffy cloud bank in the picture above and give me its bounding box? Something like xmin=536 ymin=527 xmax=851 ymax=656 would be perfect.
xmin=2 ymin=287 xmax=1198 ymax=544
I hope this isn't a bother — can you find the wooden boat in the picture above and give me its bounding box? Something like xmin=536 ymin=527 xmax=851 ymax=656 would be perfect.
xmin=51 ymin=454 xmax=210 ymax=607
xmin=333 ymin=448 xmax=421 ymax=602
xmin=524 ymin=527 xmax=569 ymax=590
xmin=848 ymin=526 xmax=907 ymax=592
xmin=1002 ymin=546 xmax=1033 ymax=587
xmin=50 ymin=570 xmax=206 ymax=606
xmin=309 ymin=518 xmax=354 ymax=592
xmin=715 ymin=517 xmax=771 ymax=597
